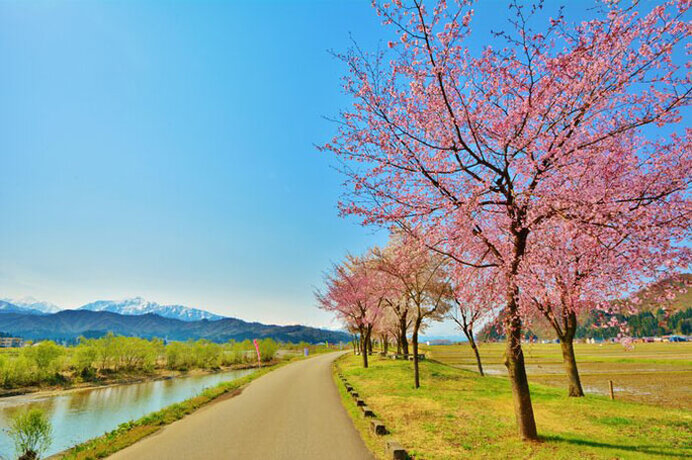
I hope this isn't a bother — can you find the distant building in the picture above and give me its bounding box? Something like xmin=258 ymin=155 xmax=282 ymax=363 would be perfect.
xmin=666 ymin=335 xmax=687 ymax=342
xmin=0 ymin=337 xmax=23 ymax=348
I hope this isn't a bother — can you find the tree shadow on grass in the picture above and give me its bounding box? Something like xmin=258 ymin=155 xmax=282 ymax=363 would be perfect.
xmin=541 ymin=434 xmax=690 ymax=458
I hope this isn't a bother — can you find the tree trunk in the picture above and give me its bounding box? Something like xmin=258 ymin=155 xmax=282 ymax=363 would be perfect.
xmin=560 ymin=314 xmax=584 ymax=397
xmin=361 ymin=327 xmax=370 ymax=368
xmin=501 ymin=225 xmax=538 ymax=441
xmin=560 ymin=337 xmax=584 ymax=397
xmin=504 ymin=295 xmax=538 ymax=440
xmin=396 ymin=337 xmax=401 ymax=355
xmin=399 ymin=313 xmax=409 ymax=356
xmin=368 ymin=335 xmax=373 ymax=355
xmin=412 ymin=320 xmax=421 ymax=389
xmin=466 ymin=330 xmax=484 ymax=376
xmin=383 ymin=335 xmax=389 ymax=354
xmin=18 ymin=449 xmax=38 ymax=460
xmin=544 ymin=306 xmax=585 ymax=397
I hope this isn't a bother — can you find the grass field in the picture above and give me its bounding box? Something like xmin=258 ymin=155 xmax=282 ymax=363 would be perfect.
xmin=335 ymin=346 xmax=691 ymax=460
xmin=423 ymin=342 xmax=691 ymax=409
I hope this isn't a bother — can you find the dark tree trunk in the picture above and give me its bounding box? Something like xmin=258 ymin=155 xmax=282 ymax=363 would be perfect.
xmin=368 ymin=335 xmax=373 ymax=354
xmin=542 ymin=306 xmax=585 ymax=397
xmin=501 ymin=226 xmax=538 ymax=441
xmin=352 ymin=334 xmax=358 ymax=354
xmin=383 ymin=334 xmax=389 ymax=354
xmin=560 ymin=337 xmax=584 ymax=397
xmin=466 ymin=329 xmax=484 ymax=376
xmin=396 ymin=337 xmax=402 ymax=355
xmin=399 ymin=310 xmax=409 ymax=355
xmin=399 ymin=313 xmax=410 ymax=356
xmin=18 ymin=450 xmax=38 ymax=460
xmin=361 ymin=327 xmax=371 ymax=368
xmin=560 ymin=312 xmax=584 ymax=397
xmin=504 ymin=289 xmax=538 ymax=440
xmin=412 ymin=319 xmax=421 ymax=388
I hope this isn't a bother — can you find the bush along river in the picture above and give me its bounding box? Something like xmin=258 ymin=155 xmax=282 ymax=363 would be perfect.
xmin=0 ymin=368 xmax=255 ymax=458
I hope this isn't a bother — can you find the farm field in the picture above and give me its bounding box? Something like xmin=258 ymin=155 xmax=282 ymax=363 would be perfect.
xmin=423 ymin=342 xmax=692 ymax=409
xmin=335 ymin=352 xmax=691 ymax=460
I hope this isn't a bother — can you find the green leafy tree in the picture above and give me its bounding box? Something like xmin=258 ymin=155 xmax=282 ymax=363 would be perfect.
xmin=257 ymin=339 xmax=279 ymax=362
xmin=23 ymin=342 xmax=63 ymax=370
xmin=8 ymin=408 xmax=52 ymax=460
xmin=72 ymin=339 xmax=97 ymax=377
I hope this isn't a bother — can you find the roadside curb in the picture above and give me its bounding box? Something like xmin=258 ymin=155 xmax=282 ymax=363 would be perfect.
xmin=337 ymin=372 xmax=409 ymax=460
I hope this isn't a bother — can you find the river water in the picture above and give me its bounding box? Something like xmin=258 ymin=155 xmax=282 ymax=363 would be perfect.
xmin=0 ymin=368 xmax=255 ymax=459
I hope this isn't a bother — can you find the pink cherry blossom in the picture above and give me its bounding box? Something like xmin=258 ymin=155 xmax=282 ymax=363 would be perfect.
xmin=322 ymin=0 xmax=690 ymax=440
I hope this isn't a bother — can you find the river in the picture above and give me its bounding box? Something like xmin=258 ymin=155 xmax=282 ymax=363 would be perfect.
xmin=0 ymin=368 xmax=255 ymax=459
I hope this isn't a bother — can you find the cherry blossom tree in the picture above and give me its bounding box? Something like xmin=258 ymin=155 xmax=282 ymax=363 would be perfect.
xmin=520 ymin=205 xmax=690 ymax=396
xmin=323 ymin=0 xmax=690 ymax=439
xmin=372 ymin=305 xmax=401 ymax=354
xmin=448 ymin=264 xmax=502 ymax=376
xmin=315 ymin=255 xmax=386 ymax=368
xmin=378 ymin=283 xmax=414 ymax=355
xmin=372 ymin=235 xmax=452 ymax=388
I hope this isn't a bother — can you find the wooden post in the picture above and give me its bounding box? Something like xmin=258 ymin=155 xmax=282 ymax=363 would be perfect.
xmin=608 ymin=380 xmax=614 ymax=400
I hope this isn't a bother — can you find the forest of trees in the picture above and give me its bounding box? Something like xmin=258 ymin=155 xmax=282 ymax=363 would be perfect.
xmin=577 ymin=308 xmax=691 ymax=339
xmin=479 ymin=307 xmax=691 ymax=341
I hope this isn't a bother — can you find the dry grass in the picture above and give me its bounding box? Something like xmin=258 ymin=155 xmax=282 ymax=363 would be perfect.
xmin=424 ymin=342 xmax=692 ymax=409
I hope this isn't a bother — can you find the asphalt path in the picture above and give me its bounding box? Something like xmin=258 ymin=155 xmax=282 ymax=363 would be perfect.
xmin=109 ymin=351 xmax=374 ymax=460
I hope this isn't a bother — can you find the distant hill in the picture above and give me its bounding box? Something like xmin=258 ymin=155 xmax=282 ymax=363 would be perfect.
xmin=78 ymin=297 xmax=224 ymax=322
xmin=0 ymin=310 xmax=349 ymax=344
xmin=478 ymin=274 xmax=691 ymax=341
xmin=628 ymin=273 xmax=691 ymax=313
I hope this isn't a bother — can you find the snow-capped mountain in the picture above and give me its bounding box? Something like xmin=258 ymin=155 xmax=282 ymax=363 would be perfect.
xmin=0 ymin=300 xmax=46 ymax=315
xmin=78 ymin=297 xmax=225 ymax=322
xmin=1 ymin=297 xmax=62 ymax=314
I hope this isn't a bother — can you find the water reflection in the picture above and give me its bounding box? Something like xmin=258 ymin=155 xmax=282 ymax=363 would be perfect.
xmin=0 ymin=369 xmax=254 ymax=458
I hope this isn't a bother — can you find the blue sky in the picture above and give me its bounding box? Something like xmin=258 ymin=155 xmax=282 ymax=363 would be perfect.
xmin=0 ymin=0 xmax=391 ymax=331
xmin=0 ymin=1 xmax=685 ymax=336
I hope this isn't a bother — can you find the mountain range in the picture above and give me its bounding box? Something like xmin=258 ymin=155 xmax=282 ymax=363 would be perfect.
xmin=0 ymin=297 xmax=225 ymax=322
xmin=78 ymin=297 xmax=224 ymax=321
xmin=0 ymin=296 xmax=348 ymax=343
xmin=1 ymin=297 xmax=61 ymax=314
xmin=0 ymin=300 xmax=45 ymax=316
xmin=0 ymin=309 xmax=350 ymax=344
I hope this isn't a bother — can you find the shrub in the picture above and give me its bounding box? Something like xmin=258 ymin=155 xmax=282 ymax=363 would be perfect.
xmin=23 ymin=341 xmax=63 ymax=370
xmin=257 ymin=338 xmax=279 ymax=361
xmin=8 ymin=408 xmax=52 ymax=460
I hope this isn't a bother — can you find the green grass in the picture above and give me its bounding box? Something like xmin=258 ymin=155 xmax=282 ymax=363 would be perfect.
xmin=335 ymin=353 xmax=692 ymax=460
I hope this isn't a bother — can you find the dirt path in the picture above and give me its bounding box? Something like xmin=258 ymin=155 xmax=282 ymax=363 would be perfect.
xmin=108 ymin=352 xmax=374 ymax=460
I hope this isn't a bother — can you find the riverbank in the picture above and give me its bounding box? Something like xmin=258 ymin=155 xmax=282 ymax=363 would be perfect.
xmin=0 ymin=361 xmax=273 ymax=401
xmin=334 ymin=353 xmax=691 ymax=460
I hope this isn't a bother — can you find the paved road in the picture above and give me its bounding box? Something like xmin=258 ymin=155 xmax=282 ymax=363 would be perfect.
xmin=109 ymin=352 xmax=374 ymax=460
